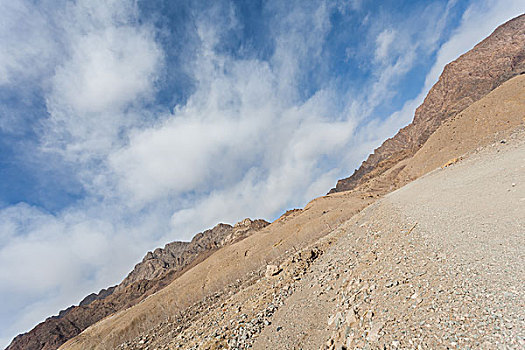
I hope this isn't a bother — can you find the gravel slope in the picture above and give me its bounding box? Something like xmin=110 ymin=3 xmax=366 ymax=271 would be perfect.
xmin=104 ymin=77 xmax=525 ymax=349
xmin=252 ymin=128 xmax=525 ymax=349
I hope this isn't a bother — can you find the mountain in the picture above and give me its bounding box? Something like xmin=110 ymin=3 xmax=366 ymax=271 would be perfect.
xmin=7 ymin=13 xmax=525 ymax=350
xmin=6 ymin=219 xmax=269 ymax=350
xmin=59 ymin=71 xmax=525 ymax=350
xmin=330 ymin=13 xmax=525 ymax=194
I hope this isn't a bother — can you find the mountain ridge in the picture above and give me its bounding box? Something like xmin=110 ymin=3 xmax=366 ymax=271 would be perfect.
xmin=330 ymin=13 xmax=525 ymax=194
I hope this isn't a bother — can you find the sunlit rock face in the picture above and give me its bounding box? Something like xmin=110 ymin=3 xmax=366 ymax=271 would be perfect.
xmin=331 ymin=14 xmax=525 ymax=193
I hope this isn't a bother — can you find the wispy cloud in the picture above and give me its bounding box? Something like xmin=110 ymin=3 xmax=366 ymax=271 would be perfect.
xmin=0 ymin=0 xmax=63 ymax=85
xmin=374 ymin=29 xmax=397 ymax=63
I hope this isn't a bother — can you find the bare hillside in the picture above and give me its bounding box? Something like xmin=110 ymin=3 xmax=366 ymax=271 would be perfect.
xmin=254 ymin=126 xmax=525 ymax=349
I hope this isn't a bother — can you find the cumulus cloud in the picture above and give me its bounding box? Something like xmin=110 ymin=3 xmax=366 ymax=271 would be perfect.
xmin=51 ymin=28 xmax=160 ymax=115
xmin=41 ymin=1 xmax=163 ymax=162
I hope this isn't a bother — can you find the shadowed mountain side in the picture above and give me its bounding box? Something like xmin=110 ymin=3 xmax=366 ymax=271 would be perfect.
xmin=6 ymin=219 xmax=269 ymax=350
xmin=330 ymin=13 xmax=525 ymax=193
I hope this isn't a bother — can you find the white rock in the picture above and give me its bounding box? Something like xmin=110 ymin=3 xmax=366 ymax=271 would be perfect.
xmin=265 ymin=265 xmax=280 ymax=277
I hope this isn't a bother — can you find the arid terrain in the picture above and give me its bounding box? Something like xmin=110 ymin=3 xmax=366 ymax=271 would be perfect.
xmin=7 ymin=13 xmax=525 ymax=350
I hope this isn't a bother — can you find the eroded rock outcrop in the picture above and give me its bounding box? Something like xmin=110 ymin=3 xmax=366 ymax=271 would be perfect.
xmin=117 ymin=219 xmax=269 ymax=290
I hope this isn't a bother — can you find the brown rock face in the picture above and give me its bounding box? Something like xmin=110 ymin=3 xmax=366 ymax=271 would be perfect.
xmin=117 ymin=218 xmax=270 ymax=290
xmin=331 ymin=13 xmax=525 ymax=193
xmin=6 ymin=218 xmax=269 ymax=350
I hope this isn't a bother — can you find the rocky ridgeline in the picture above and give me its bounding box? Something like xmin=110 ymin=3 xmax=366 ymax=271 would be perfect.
xmin=331 ymin=13 xmax=525 ymax=193
xmin=117 ymin=219 xmax=270 ymax=291
xmin=6 ymin=219 xmax=269 ymax=350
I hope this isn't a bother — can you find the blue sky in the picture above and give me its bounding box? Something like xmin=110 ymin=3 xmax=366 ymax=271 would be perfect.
xmin=0 ymin=0 xmax=524 ymax=347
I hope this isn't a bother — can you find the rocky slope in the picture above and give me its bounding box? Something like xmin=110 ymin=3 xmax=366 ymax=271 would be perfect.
xmin=59 ymin=189 xmax=374 ymax=350
xmin=330 ymin=13 xmax=525 ymax=193
xmin=117 ymin=218 xmax=270 ymax=291
xmin=258 ymin=128 xmax=525 ymax=350
xmin=6 ymin=219 xmax=269 ymax=350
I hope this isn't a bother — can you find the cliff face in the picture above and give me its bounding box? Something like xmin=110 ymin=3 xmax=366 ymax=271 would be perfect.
xmin=331 ymin=13 xmax=525 ymax=193
xmin=6 ymin=219 xmax=269 ymax=350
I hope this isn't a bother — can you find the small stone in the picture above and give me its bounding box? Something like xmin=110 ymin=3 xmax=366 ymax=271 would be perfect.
xmin=346 ymin=334 xmax=354 ymax=348
xmin=368 ymin=322 xmax=384 ymax=342
xmin=346 ymin=312 xmax=358 ymax=327
xmin=265 ymin=265 xmax=280 ymax=277
xmin=328 ymin=314 xmax=335 ymax=326
xmin=333 ymin=312 xmax=343 ymax=328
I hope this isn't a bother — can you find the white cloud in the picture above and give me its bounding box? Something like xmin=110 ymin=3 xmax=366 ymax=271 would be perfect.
xmin=0 ymin=0 xmax=62 ymax=85
xmin=51 ymin=27 xmax=161 ymax=115
xmin=41 ymin=2 xmax=163 ymax=162
xmin=375 ymin=29 xmax=397 ymax=63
